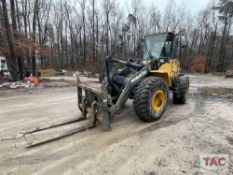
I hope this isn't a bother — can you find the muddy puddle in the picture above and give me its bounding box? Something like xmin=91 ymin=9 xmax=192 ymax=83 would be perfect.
xmin=189 ymin=87 xmax=233 ymax=102
xmin=199 ymin=87 xmax=233 ymax=96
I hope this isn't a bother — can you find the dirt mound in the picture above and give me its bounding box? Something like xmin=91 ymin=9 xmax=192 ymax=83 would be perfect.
xmin=38 ymin=68 xmax=75 ymax=77
xmin=38 ymin=68 xmax=58 ymax=76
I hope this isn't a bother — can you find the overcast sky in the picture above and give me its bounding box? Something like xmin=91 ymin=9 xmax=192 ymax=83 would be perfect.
xmin=121 ymin=0 xmax=215 ymax=15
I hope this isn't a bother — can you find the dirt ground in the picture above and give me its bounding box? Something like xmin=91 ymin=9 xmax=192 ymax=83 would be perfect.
xmin=0 ymin=74 xmax=232 ymax=175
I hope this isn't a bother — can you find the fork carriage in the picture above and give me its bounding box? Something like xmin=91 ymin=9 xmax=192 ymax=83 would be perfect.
xmin=77 ymin=78 xmax=111 ymax=130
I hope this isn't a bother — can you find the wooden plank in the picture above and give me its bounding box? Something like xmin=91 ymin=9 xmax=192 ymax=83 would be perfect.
xmin=77 ymin=83 xmax=102 ymax=95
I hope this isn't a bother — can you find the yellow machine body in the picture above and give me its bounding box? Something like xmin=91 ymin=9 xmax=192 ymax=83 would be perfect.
xmin=142 ymin=59 xmax=180 ymax=87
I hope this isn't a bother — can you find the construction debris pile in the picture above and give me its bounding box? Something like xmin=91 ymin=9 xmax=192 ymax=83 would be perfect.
xmin=0 ymin=77 xmax=75 ymax=90
xmin=0 ymin=77 xmax=41 ymax=89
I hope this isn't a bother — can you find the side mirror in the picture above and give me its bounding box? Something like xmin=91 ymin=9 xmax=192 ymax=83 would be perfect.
xmin=180 ymin=35 xmax=188 ymax=48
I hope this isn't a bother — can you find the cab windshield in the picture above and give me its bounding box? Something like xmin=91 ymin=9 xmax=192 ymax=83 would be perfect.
xmin=144 ymin=33 xmax=168 ymax=60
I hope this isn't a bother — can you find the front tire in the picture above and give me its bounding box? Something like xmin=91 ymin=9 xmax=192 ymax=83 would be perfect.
xmin=133 ymin=77 xmax=169 ymax=122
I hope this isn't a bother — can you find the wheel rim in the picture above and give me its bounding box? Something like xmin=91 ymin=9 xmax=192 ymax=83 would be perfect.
xmin=151 ymin=90 xmax=165 ymax=112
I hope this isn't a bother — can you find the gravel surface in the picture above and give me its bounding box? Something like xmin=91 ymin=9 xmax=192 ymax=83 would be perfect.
xmin=0 ymin=74 xmax=232 ymax=175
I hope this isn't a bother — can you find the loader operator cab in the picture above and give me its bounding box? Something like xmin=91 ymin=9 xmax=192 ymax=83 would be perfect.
xmin=143 ymin=32 xmax=187 ymax=61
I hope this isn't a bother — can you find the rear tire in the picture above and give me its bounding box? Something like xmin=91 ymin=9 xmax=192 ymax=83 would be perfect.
xmin=133 ymin=77 xmax=169 ymax=122
xmin=173 ymin=75 xmax=189 ymax=104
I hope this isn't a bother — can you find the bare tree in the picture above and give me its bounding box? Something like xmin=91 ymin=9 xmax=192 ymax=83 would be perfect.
xmin=32 ymin=0 xmax=40 ymax=75
xmin=91 ymin=0 xmax=95 ymax=63
xmin=103 ymin=0 xmax=115 ymax=55
xmin=0 ymin=0 xmax=232 ymax=74
xmin=79 ymin=0 xmax=87 ymax=66
xmin=10 ymin=0 xmax=24 ymax=79
xmin=1 ymin=0 xmax=18 ymax=81
xmin=214 ymin=0 xmax=233 ymax=71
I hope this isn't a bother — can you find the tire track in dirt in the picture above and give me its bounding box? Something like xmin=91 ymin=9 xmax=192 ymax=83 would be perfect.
xmin=2 ymin=100 xmax=189 ymax=174
xmin=0 ymin=99 xmax=76 ymax=115
xmin=43 ymin=99 xmax=197 ymax=175
xmin=0 ymin=105 xmax=137 ymax=172
xmin=22 ymin=103 xmax=182 ymax=175
xmin=1 ymin=136 xmax=90 ymax=175
xmin=0 ymin=104 xmax=77 ymax=127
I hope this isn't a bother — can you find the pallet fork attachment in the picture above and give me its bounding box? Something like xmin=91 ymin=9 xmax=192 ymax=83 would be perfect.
xmin=23 ymin=77 xmax=110 ymax=148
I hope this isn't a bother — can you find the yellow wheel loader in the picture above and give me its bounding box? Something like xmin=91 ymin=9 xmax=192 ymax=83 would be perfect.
xmin=77 ymin=32 xmax=189 ymax=130
xmin=24 ymin=32 xmax=189 ymax=147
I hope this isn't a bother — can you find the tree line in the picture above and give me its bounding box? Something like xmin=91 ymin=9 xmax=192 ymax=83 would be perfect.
xmin=0 ymin=0 xmax=233 ymax=81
